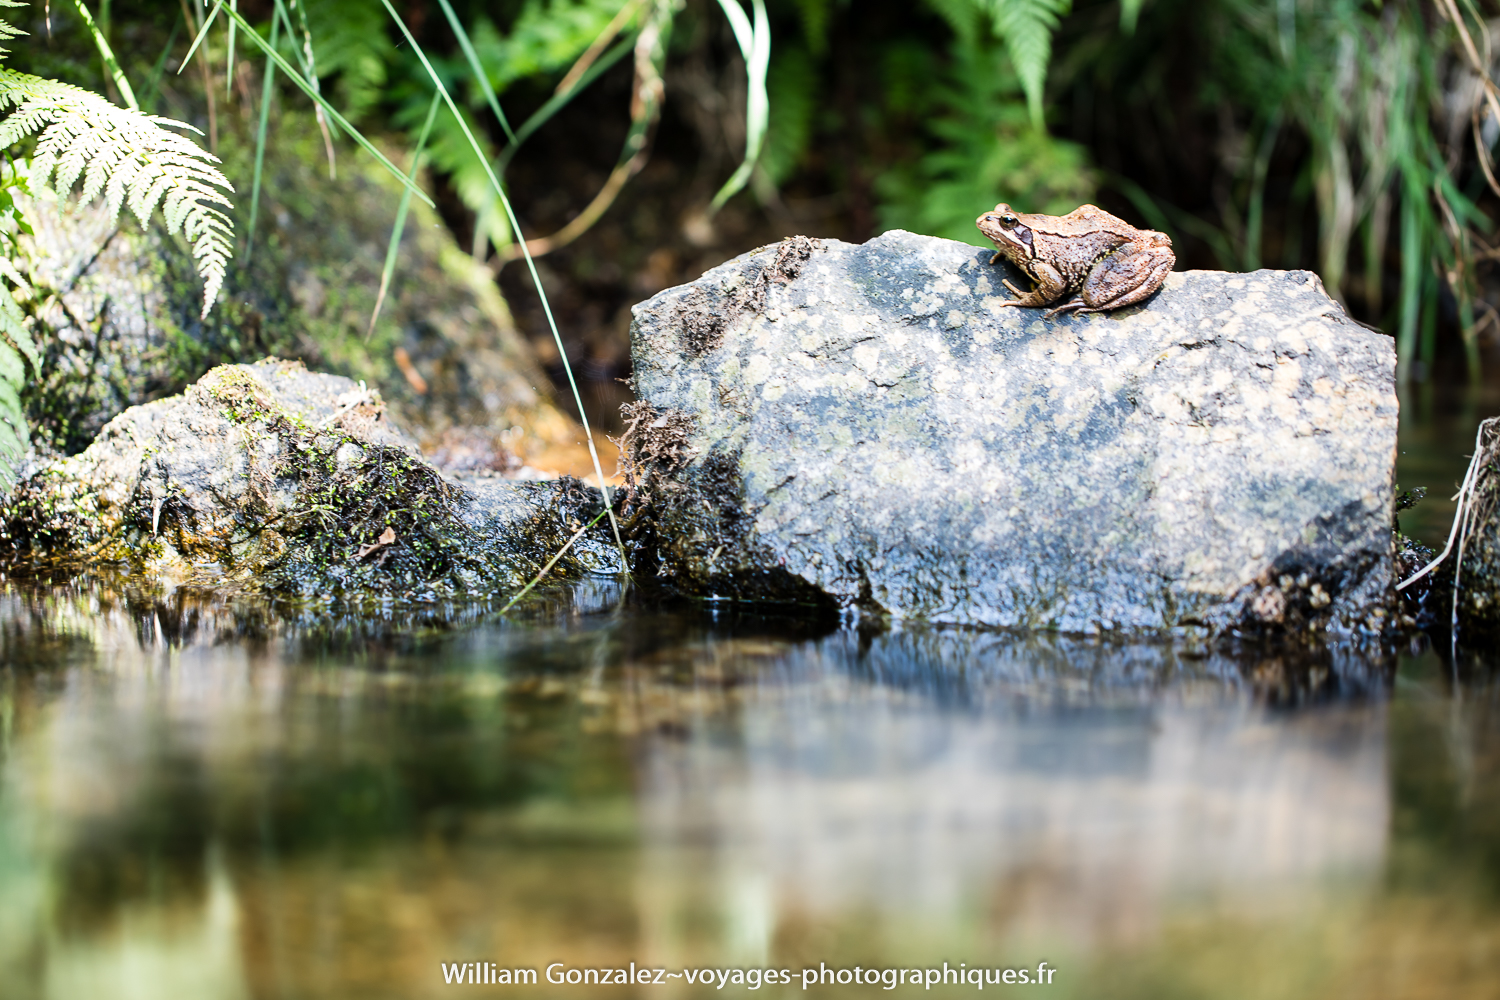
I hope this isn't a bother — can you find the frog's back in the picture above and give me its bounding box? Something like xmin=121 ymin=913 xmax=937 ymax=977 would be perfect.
xmin=1055 ymin=229 xmax=1134 ymax=289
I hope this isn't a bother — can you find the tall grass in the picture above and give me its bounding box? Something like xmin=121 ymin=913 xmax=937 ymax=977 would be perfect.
xmin=1052 ymin=0 xmax=1498 ymax=382
xmin=215 ymin=0 xmax=785 ymax=584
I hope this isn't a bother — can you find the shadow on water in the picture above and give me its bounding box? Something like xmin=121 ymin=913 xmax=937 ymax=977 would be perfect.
xmin=0 ymin=571 xmax=1497 ymax=999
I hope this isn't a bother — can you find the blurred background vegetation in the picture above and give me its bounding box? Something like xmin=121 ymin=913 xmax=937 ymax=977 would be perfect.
xmin=6 ymin=0 xmax=1500 ymax=435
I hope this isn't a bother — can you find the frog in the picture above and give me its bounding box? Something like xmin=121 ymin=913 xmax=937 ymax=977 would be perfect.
xmin=975 ymin=203 xmax=1176 ymax=319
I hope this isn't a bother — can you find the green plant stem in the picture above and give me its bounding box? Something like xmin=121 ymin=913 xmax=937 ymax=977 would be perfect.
xmin=710 ymin=0 xmax=770 ymax=211
xmin=368 ymin=91 xmax=441 ymax=339
xmin=246 ymin=10 xmax=280 ymax=266
xmin=494 ymin=36 xmax=634 ymax=176
xmin=376 ymin=0 xmax=628 ymax=570
xmin=69 ymin=0 xmax=137 ymax=110
xmin=499 ymin=508 xmax=611 ymax=614
xmin=434 ymin=0 xmax=517 ymax=146
xmin=217 ymin=3 xmax=434 ymax=208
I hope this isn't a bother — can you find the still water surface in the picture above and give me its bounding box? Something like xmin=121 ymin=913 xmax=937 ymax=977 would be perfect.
xmin=1 ymin=576 xmax=1497 ymax=1000
xmin=3 ymin=381 xmax=1500 ymax=1000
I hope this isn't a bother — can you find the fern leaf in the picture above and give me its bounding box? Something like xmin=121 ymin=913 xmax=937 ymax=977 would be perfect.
xmin=0 ymin=319 xmax=22 ymax=388
xmin=0 ymin=68 xmax=234 ymax=317
xmin=0 ymin=395 xmax=25 ymax=480
xmin=982 ymin=0 xmax=1071 ymax=129
xmin=0 ymin=294 xmax=30 ymax=492
xmin=0 ymin=263 xmax=39 ymax=371
xmin=0 ymin=0 xmax=26 ymax=58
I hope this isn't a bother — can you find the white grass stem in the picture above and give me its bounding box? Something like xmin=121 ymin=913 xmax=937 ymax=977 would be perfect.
xmin=1397 ymin=421 xmax=1487 ymax=591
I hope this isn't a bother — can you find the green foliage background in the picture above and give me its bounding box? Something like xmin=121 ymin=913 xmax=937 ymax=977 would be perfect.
xmin=2 ymin=0 xmax=1500 ymax=488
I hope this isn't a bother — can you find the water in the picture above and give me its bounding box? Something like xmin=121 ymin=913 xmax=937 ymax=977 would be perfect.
xmin=3 ymin=380 xmax=1500 ymax=1000
xmin=0 ymin=574 xmax=1497 ymax=1000
xmin=1395 ymin=381 xmax=1500 ymax=549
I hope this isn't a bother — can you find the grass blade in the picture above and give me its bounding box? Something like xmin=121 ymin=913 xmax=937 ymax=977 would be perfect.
xmin=283 ymin=0 xmax=336 ymax=178
xmin=246 ymin=9 xmax=280 ymax=266
xmin=499 ymin=508 xmax=610 ymax=614
xmin=494 ymin=10 xmax=666 ymax=265
xmin=69 ymin=0 xmax=138 ymax=110
xmin=175 ymin=0 xmax=218 ymax=150
xmin=377 ymin=0 xmax=628 ymax=569
xmin=367 ymin=90 xmax=441 ymax=339
xmin=434 ymin=0 xmax=517 ymax=145
xmin=709 ymin=0 xmax=770 ymax=211
xmin=219 ymin=3 xmax=434 ymax=208
xmin=177 ymin=0 xmax=222 ymax=73
xmin=554 ymin=0 xmax=645 ymax=101
xmin=227 ymin=0 xmax=237 ymax=98
xmin=138 ymin=13 xmax=181 ymax=114
xmin=496 ymin=35 xmax=634 ymax=175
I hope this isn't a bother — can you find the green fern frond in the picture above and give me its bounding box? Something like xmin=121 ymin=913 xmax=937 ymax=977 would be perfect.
xmin=0 ymin=0 xmax=25 ymax=58
xmin=981 ymin=0 xmax=1071 ymax=129
xmin=468 ymin=0 xmax=634 ymax=95
xmin=0 ymin=255 xmax=36 ymax=491
xmin=0 ymin=68 xmax=234 ymax=317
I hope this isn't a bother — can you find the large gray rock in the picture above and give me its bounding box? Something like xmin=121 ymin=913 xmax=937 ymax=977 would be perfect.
xmin=623 ymin=231 xmax=1399 ymax=633
xmin=0 ymin=359 xmax=619 ymax=599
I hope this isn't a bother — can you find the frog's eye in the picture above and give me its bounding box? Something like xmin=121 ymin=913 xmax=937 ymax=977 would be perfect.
xmin=1000 ymin=213 xmax=1018 ymax=226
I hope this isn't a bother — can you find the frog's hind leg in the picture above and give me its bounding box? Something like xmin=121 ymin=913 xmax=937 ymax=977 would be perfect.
xmin=1078 ymin=239 xmax=1176 ymax=313
xmin=1042 ymin=297 xmax=1088 ymax=320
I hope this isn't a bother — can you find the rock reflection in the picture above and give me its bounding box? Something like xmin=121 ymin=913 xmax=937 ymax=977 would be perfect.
xmin=633 ymin=626 xmax=1391 ymax=962
xmin=0 ymin=580 xmax=1495 ymax=999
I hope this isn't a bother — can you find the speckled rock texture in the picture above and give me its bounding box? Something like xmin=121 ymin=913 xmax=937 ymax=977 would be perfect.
xmin=623 ymin=231 xmax=1399 ymax=634
xmin=0 ymin=359 xmax=618 ymax=599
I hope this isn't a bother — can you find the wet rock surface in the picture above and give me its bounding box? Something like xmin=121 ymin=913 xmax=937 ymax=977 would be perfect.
xmin=0 ymin=359 xmax=618 ymax=598
xmin=624 ymin=231 xmax=1399 ymax=633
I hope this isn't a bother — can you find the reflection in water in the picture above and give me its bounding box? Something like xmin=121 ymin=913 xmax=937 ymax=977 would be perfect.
xmin=0 ymin=579 xmax=1496 ymax=999
xmin=1395 ymin=381 xmax=1500 ymax=548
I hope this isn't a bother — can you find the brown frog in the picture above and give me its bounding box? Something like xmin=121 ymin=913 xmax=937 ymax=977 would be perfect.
xmin=975 ymin=203 xmax=1175 ymax=319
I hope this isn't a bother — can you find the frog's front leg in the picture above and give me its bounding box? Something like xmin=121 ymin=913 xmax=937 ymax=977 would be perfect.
xmin=1057 ymin=234 xmax=1175 ymax=316
xmin=995 ymin=260 xmax=1067 ymax=310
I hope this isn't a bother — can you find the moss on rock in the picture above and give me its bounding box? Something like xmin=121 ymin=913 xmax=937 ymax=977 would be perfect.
xmin=0 ymin=359 xmax=619 ymax=601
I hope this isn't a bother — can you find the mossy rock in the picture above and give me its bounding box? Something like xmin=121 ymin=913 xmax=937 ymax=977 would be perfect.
xmin=0 ymin=359 xmax=619 ymax=600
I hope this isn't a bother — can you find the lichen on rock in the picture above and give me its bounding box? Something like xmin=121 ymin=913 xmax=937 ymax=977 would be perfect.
xmin=0 ymin=359 xmax=619 ymax=600
xmin=625 ymin=230 xmax=1400 ymax=634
